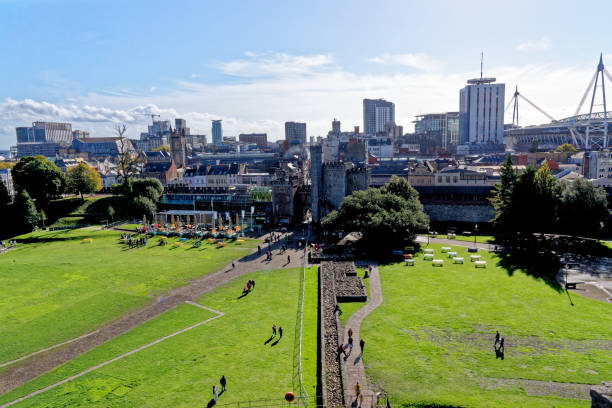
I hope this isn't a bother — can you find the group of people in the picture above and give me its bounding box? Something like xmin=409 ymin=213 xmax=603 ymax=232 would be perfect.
xmin=494 ymin=331 xmax=505 ymax=359
xmin=242 ymin=279 xmax=255 ymax=295
xmin=0 ymin=240 xmax=16 ymax=250
xmin=338 ymin=328 xmax=365 ymax=358
xmin=125 ymin=235 xmax=147 ymax=248
xmin=211 ymin=375 xmax=227 ymax=403
xmin=272 ymin=323 xmax=284 ymax=339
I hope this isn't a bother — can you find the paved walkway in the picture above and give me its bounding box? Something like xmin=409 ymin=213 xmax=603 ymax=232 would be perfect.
xmin=0 ymin=238 xmax=306 ymax=396
xmin=341 ymin=263 xmax=382 ymax=407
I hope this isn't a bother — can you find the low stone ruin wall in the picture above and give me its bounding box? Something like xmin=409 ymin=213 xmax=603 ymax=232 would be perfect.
xmin=319 ymin=262 xmax=344 ymax=407
xmin=332 ymin=261 xmax=367 ymax=302
xmin=591 ymin=382 xmax=612 ymax=408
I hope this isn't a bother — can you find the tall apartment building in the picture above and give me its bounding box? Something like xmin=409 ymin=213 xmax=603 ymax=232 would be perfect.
xmin=212 ymin=120 xmax=223 ymax=146
xmin=332 ymin=118 xmax=341 ymax=134
xmin=363 ymin=99 xmax=395 ymax=135
xmin=148 ymin=120 xmax=171 ymax=137
xmin=15 ymin=121 xmax=73 ymax=157
xmin=174 ymin=119 xmax=189 ymax=135
xmin=285 ymin=122 xmax=307 ymax=144
xmin=459 ymin=77 xmax=505 ymax=145
xmin=239 ymin=133 xmax=268 ymax=149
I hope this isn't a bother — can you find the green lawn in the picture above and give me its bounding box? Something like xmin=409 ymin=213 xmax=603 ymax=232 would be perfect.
xmin=361 ymin=243 xmax=612 ymax=407
xmin=0 ymin=267 xmax=318 ymax=407
xmin=339 ymin=267 xmax=370 ymax=326
xmin=0 ymin=228 xmax=258 ymax=365
xmin=434 ymin=234 xmax=495 ymax=244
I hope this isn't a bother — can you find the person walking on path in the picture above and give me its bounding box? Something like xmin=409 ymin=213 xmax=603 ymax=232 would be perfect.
xmin=220 ymin=375 xmax=226 ymax=392
xmin=354 ymin=382 xmax=361 ymax=397
xmin=213 ymin=385 xmax=219 ymax=402
xmin=339 ymin=343 xmax=347 ymax=357
xmin=287 ymin=254 xmax=290 ymax=264
xmin=272 ymin=324 xmax=277 ymax=337
xmin=348 ymin=336 xmax=354 ymax=351
xmin=257 ymin=245 xmax=261 ymax=255
xmin=279 ymin=326 xmax=283 ymax=339
xmin=232 ymin=260 xmax=235 ymax=269
xmin=348 ymin=328 xmax=353 ymax=338
xmin=359 ymin=338 xmax=365 ymax=353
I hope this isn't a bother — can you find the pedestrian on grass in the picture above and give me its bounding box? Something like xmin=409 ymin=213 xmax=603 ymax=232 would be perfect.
xmin=220 ymin=375 xmax=226 ymax=392
xmin=279 ymin=326 xmax=283 ymax=338
xmin=272 ymin=324 xmax=277 ymax=337
xmin=359 ymin=338 xmax=365 ymax=352
xmin=494 ymin=331 xmax=500 ymax=346
xmin=213 ymin=385 xmax=218 ymax=401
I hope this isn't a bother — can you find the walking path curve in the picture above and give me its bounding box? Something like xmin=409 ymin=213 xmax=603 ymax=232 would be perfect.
xmin=0 ymin=238 xmax=306 ymax=396
xmin=341 ymin=263 xmax=382 ymax=407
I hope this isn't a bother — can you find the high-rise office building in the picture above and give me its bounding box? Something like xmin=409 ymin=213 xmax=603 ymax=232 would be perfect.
xmin=15 ymin=121 xmax=73 ymax=157
xmin=414 ymin=112 xmax=459 ymax=152
xmin=363 ymin=99 xmax=395 ymax=135
xmin=285 ymin=121 xmax=307 ymax=144
xmin=239 ymin=133 xmax=267 ymax=149
xmin=459 ymin=77 xmax=505 ymax=145
xmin=212 ymin=120 xmax=223 ymax=145
xmin=332 ymin=118 xmax=341 ymax=134
xmin=175 ymin=118 xmax=190 ymax=135
xmin=148 ymin=120 xmax=171 ymax=137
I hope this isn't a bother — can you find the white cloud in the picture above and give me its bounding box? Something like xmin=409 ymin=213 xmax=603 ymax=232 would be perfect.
xmin=0 ymin=52 xmax=602 ymax=149
xmin=516 ymin=37 xmax=551 ymax=52
xmin=218 ymin=52 xmax=334 ymax=78
xmin=368 ymin=53 xmax=443 ymax=71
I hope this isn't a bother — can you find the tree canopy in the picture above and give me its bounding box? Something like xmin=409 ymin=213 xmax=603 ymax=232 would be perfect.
xmin=492 ymin=155 xmax=609 ymax=239
xmin=322 ymin=176 xmax=429 ymax=257
xmin=555 ymin=143 xmax=578 ymax=154
xmin=12 ymin=156 xmax=65 ymax=208
xmin=0 ymin=178 xmax=11 ymax=209
xmin=67 ymin=163 xmax=102 ymax=199
xmin=10 ymin=190 xmax=40 ymax=235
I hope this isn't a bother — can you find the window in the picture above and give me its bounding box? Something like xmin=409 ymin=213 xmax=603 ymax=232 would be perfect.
xmin=453 ymin=177 xmax=458 ymax=183
xmin=438 ymin=176 xmax=442 ymax=182
xmin=446 ymin=176 xmax=450 ymax=183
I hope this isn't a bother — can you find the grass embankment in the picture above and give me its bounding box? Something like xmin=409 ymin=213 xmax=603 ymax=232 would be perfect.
xmin=0 ymin=228 xmax=258 ymax=364
xmin=361 ymin=243 xmax=612 ymax=407
xmin=0 ymin=267 xmax=319 ymax=407
xmin=434 ymin=234 xmax=495 ymax=244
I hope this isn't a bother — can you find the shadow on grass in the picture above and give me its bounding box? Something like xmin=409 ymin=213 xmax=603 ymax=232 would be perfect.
xmin=496 ymin=250 xmax=562 ymax=292
xmin=264 ymin=335 xmax=274 ymax=345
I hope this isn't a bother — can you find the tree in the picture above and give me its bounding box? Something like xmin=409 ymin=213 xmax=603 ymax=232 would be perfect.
xmin=490 ymin=155 xmax=517 ymax=233
xmin=555 ymin=143 xmax=578 ymax=154
xmin=557 ymin=178 xmax=608 ymax=237
xmin=533 ymin=162 xmax=557 ymax=233
xmin=10 ymin=190 xmax=40 ymax=234
xmin=0 ymin=178 xmax=11 ymax=209
xmin=529 ymin=138 xmax=539 ymax=153
xmin=130 ymin=196 xmax=156 ymax=219
xmin=12 ymin=156 xmax=65 ymax=208
xmin=115 ymin=125 xmax=143 ymax=185
xmin=322 ymin=176 xmax=429 ymax=257
xmin=130 ymin=178 xmax=163 ymax=203
xmin=107 ymin=205 xmax=115 ymax=220
xmin=152 ymin=145 xmax=170 ymax=152
xmin=66 ymin=162 xmax=102 ymax=199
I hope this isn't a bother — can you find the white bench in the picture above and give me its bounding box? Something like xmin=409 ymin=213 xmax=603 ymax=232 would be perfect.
xmin=453 ymin=257 xmax=464 ymax=264
xmin=470 ymin=255 xmax=481 ymax=262
xmin=475 ymin=261 xmax=487 ymax=268
xmin=447 ymin=251 xmax=457 ymax=258
xmin=405 ymin=259 xmax=415 ymax=266
xmin=424 ymin=249 xmax=434 ymax=254
xmin=424 ymin=254 xmax=434 ymax=260
xmin=432 ymin=259 xmax=443 ymax=267
xmin=441 ymin=247 xmax=451 ymax=253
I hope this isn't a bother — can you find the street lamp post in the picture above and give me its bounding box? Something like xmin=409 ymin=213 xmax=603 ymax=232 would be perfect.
xmin=474 ymin=223 xmax=478 ymax=248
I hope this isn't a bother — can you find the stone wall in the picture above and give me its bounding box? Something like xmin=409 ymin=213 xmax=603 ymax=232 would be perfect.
xmin=423 ymin=204 xmax=495 ymax=223
xmin=591 ymin=382 xmax=612 ymax=408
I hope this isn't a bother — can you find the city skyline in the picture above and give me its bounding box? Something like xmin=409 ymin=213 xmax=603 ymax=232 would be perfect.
xmin=1 ymin=0 xmax=612 ymax=149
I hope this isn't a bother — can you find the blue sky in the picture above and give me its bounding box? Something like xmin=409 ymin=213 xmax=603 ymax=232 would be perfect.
xmin=1 ymin=0 xmax=611 ymax=148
